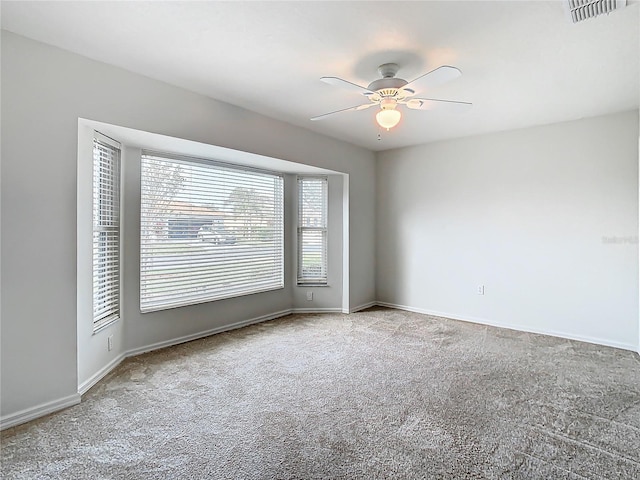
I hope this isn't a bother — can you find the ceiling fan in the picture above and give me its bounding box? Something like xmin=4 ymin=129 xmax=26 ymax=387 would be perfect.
xmin=311 ymin=63 xmax=472 ymax=131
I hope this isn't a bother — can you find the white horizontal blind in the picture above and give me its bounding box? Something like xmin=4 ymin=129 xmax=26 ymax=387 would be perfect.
xmin=140 ymin=152 xmax=284 ymax=312
xmin=92 ymin=135 xmax=121 ymax=330
xmin=297 ymin=176 xmax=328 ymax=284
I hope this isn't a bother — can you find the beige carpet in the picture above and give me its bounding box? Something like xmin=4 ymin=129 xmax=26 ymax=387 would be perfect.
xmin=2 ymin=307 xmax=639 ymax=479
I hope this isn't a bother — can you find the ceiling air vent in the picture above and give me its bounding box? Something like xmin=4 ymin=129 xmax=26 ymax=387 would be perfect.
xmin=563 ymin=0 xmax=627 ymax=23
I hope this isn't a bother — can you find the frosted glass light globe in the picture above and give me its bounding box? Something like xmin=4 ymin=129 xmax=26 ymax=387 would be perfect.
xmin=376 ymin=109 xmax=401 ymax=130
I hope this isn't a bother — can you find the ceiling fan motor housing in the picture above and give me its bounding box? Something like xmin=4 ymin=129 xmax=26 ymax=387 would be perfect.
xmin=367 ymin=78 xmax=408 ymax=95
xmin=367 ymin=63 xmax=408 ymax=97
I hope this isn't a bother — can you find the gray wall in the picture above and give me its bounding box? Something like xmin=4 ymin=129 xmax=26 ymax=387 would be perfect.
xmin=2 ymin=29 xmax=637 ymax=427
xmin=377 ymin=111 xmax=639 ymax=350
xmin=1 ymin=31 xmax=376 ymax=420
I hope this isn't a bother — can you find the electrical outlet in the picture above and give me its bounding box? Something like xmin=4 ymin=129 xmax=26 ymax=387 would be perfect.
xmin=477 ymin=285 xmax=485 ymax=295
xmin=306 ymin=291 xmax=313 ymax=301
xmin=107 ymin=335 xmax=113 ymax=351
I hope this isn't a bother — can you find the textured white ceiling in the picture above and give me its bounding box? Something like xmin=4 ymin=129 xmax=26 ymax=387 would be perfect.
xmin=2 ymin=1 xmax=638 ymax=151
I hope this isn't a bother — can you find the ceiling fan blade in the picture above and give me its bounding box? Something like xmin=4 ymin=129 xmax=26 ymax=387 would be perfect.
xmin=397 ymin=87 xmax=415 ymax=98
xmin=320 ymin=76 xmax=375 ymax=96
xmin=354 ymin=103 xmax=377 ymax=111
xmin=310 ymin=103 xmax=376 ymax=121
xmin=402 ymin=98 xmax=472 ymax=112
xmin=401 ymin=66 xmax=462 ymax=94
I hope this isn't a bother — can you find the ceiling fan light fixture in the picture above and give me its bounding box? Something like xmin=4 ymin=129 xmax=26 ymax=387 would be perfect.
xmin=314 ymin=64 xmax=470 ymax=131
xmin=376 ymin=108 xmax=401 ymax=131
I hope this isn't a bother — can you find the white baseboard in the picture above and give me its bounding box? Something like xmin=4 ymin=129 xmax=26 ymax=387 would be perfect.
xmin=78 ymin=353 xmax=126 ymax=396
xmin=126 ymin=308 xmax=294 ymax=357
xmin=349 ymin=301 xmax=377 ymax=313
xmin=1 ymin=309 xmax=296 ymax=431
xmin=376 ymin=301 xmax=638 ymax=352
xmin=7 ymin=301 xmax=632 ymax=431
xmin=84 ymin=312 xmax=290 ymax=396
xmin=0 ymin=393 xmax=81 ymax=431
xmin=291 ymin=307 xmax=343 ymax=314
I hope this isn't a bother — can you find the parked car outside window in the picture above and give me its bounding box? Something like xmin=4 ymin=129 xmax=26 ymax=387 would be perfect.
xmin=197 ymin=224 xmax=236 ymax=245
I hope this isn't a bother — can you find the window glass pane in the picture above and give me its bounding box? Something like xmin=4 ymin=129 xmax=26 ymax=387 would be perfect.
xmin=300 ymin=179 xmax=327 ymax=227
xmin=140 ymin=153 xmax=284 ymax=312
xmin=300 ymin=229 xmax=327 ymax=279
xmin=297 ymin=177 xmax=328 ymax=284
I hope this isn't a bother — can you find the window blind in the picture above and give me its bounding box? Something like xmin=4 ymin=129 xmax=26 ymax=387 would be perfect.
xmin=92 ymin=134 xmax=121 ymax=329
xmin=140 ymin=152 xmax=284 ymax=312
xmin=297 ymin=176 xmax=328 ymax=284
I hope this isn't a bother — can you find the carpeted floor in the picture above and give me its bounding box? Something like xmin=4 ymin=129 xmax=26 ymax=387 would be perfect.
xmin=2 ymin=307 xmax=639 ymax=479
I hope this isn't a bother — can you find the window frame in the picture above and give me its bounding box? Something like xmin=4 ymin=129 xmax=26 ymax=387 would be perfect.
xmin=92 ymin=132 xmax=121 ymax=332
xmin=297 ymin=175 xmax=329 ymax=286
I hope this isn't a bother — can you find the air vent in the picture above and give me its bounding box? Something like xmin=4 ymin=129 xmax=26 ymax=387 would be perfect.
xmin=563 ymin=0 xmax=627 ymax=23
